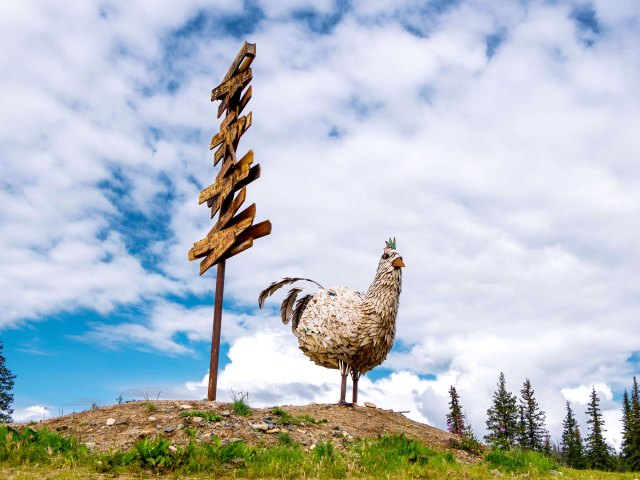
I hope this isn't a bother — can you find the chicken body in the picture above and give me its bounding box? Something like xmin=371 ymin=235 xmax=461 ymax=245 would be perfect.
xmin=259 ymin=241 xmax=404 ymax=403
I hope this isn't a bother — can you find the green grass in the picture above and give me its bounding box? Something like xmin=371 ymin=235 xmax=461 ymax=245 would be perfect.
xmin=231 ymin=391 xmax=251 ymax=417
xmin=179 ymin=410 xmax=222 ymax=422
xmin=2 ymin=424 xmax=640 ymax=479
xmin=271 ymin=406 xmax=328 ymax=426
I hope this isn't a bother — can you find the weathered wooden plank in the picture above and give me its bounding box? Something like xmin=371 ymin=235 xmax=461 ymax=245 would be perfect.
xmin=207 ymin=150 xmax=253 ymax=208
xmin=197 ymin=217 xmax=257 ymax=274
xmin=210 ymin=113 xmax=251 ymax=150
xmin=206 ymin=187 xmax=247 ymax=234
xmin=217 ymin=43 xmax=255 ymax=118
xmin=211 ymin=113 xmax=252 ymax=166
xmin=211 ymin=68 xmax=252 ymax=102
xmin=208 ymin=163 xmax=260 ymax=218
xmin=199 ymin=150 xmax=254 ymax=205
xmin=237 ymin=85 xmax=252 ymax=116
xmin=221 ymin=220 xmax=272 ymax=261
xmin=220 ymin=42 xmax=256 ymax=84
xmin=190 ymin=215 xmax=254 ymax=262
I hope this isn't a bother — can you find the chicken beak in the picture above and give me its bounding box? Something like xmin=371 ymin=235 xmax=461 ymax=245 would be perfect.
xmin=392 ymin=257 xmax=405 ymax=268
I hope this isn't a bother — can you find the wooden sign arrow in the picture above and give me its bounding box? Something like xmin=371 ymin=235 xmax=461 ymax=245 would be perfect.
xmin=216 ymin=42 xmax=256 ymax=118
xmin=197 ymin=216 xmax=255 ymax=275
xmin=211 ymin=112 xmax=252 ymax=166
xmin=209 ymin=164 xmax=260 ymax=219
xmin=220 ymin=220 xmax=272 ymax=262
xmin=189 ymin=204 xmax=256 ymax=261
xmin=199 ymin=150 xmax=253 ymax=205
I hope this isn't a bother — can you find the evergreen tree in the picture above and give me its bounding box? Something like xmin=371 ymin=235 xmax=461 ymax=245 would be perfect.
xmin=446 ymin=386 xmax=466 ymax=435
xmin=627 ymin=377 xmax=640 ymax=471
xmin=518 ymin=378 xmax=547 ymax=451
xmin=485 ymin=372 xmax=519 ymax=449
xmin=585 ymin=387 xmax=613 ymax=471
xmin=0 ymin=339 xmax=16 ymax=423
xmin=561 ymin=401 xmax=585 ymax=469
xmin=621 ymin=389 xmax=632 ymax=466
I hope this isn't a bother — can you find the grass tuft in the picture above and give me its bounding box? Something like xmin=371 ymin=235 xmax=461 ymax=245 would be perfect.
xmin=180 ymin=411 xmax=222 ymax=422
xmin=485 ymin=447 xmax=559 ymax=474
xmin=271 ymin=407 xmax=327 ymax=426
xmin=231 ymin=391 xmax=251 ymax=417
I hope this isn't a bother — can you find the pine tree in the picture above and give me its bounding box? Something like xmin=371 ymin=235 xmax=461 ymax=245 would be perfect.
xmin=485 ymin=372 xmax=519 ymax=450
xmin=621 ymin=389 xmax=632 ymax=466
xmin=585 ymin=387 xmax=613 ymax=471
xmin=518 ymin=378 xmax=547 ymax=451
xmin=0 ymin=339 xmax=16 ymax=423
xmin=627 ymin=377 xmax=640 ymax=471
xmin=446 ymin=386 xmax=466 ymax=435
xmin=561 ymin=401 xmax=585 ymax=469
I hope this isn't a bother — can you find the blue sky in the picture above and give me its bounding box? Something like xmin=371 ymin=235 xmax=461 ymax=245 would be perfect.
xmin=1 ymin=0 xmax=639 ymax=449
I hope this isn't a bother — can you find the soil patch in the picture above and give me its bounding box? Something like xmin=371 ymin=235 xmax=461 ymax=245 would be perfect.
xmin=20 ymin=401 xmax=477 ymax=462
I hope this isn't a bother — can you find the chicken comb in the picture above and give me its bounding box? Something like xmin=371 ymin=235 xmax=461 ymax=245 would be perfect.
xmin=385 ymin=237 xmax=396 ymax=249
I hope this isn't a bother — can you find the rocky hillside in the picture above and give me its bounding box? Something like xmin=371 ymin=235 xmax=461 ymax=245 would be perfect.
xmin=23 ymin=400 xmax=477 ymax=462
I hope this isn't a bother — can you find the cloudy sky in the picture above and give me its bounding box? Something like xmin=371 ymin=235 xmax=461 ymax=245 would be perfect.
xmin=2 ymin=0 xmax=639 ymax=449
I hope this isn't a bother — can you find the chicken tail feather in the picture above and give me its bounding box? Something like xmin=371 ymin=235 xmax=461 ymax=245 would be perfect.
xmin=280 ymin=288 xmax=302 ymax=324
xmin=291 ymin=295 xmax=313 ymax=331
xmin=258 ymin=277 xmax=323 ymax=308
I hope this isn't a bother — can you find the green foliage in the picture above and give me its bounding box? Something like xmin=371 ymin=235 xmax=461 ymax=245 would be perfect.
xmin=518 ymin=378 xmax=548 ymax=451
xmin=180 ymin=410 xmax=222 ymax=422
xmin=0 ymin=425 xmax=89 ymax=467
xmin=585 ymin=387 xmax=614 ymax=471
xmin=621 ymin=377 xmax=640 ymax=472
xmin=231 ymin=391 xmax=251 ymax=417
xmin=485 ymin=372 xmax=519 ymax=450
xmin=486 ymin=447 xmax=559 ymax=474
xmin=271 ymin=407 xmax=327 ymax=426
xmin=561 ymin=401 xmax=585 ymax=469
xmin=276 ymin=432 xmax=295 ymax=447
xmin=446 ymin=385 xmax=466 ymax=435
xmin=448 ymin=432 xmax=484 ymax=456
xmin=0 ymin=339 xmax=15 ymax=424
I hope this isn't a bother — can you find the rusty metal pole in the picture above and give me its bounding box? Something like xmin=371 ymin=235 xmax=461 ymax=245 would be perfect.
xmin=207 ymin=260 xmax=226 ymax=401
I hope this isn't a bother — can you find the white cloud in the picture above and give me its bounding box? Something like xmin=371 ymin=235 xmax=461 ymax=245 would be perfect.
xmin=11 ymin=405 xmax=51 ymax=423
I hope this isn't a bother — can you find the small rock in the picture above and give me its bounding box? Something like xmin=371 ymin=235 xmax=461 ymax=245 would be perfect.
xmin=366 ymin=413 xmax=372 ymax=417
xmin=177 ymin=423 xmax=184 ymax=430
xmin=105 ymin=418 xmax=116 ymax=426
xmin=84 ymin=442 xmax=96 ymax=448
xmin=156 ymin=424 xmax=162 ymax=429
xmin=300 ymin=439 xmax=308 ymax=446
xmin=179 ymin=404 xmax=193 ymax=410
xmin=115 ymin=419 xmax=128 ymax=426
xmin=191 ymin=416 xmax=204 ymax=423
xmin=549 ymin=471 xmax=563 ymax=476
xmin=266 ymin=428 xmax=282 ymax=434
xmin=251 ymin=422 xmax=269 ymax=431
xmin=221 ymin=410 xmax=231 ymax=417
xmin=164 ymin=427 xmax=174 ymax=434
xmin=490 ymin=469 xmax=503 ymax=477
xmin=364 ymin=401 xmax=376 ymax=408
xmin=148 ymin=416 xmax=157 ymax=421
xmin=169 ymin=445 xmax=178 ymax=452
xmin=333 ymin=425 xmax=342 ymax=431
xmin=309 ymin=444 xmax=317 ymax=450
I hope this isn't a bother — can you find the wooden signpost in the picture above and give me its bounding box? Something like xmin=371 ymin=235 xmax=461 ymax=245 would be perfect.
xmin=189 ymin=42 xmax=271 ymax=401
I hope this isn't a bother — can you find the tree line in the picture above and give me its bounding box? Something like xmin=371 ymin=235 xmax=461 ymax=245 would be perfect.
xmin=447 ymin=372 xmax=640 ymax=472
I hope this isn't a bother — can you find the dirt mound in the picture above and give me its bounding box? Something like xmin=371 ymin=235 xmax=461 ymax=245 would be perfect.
xmin=23 ymin=401 xmax=476 ymax=462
